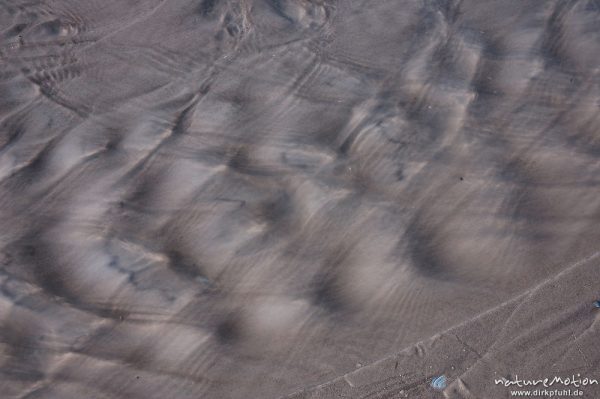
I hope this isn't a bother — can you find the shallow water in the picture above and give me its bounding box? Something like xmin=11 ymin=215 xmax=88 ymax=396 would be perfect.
xmin=1 ymin=1 xmax=599 ymax=398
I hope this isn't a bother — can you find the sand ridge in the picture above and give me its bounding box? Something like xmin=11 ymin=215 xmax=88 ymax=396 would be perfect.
xmin=0 ymin=0 xmax=599 ymax=398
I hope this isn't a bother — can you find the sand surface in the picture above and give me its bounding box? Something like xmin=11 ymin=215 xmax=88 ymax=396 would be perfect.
xmin=0 ymin=1 xmax=599 ymax=398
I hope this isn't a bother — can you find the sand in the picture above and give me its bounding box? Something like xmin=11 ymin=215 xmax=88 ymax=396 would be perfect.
xmin=0 ymin=0 xmax=599 ymax=398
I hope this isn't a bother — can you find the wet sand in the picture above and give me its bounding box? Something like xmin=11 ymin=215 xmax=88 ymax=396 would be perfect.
xmin=0 ymin=1 xmax=599 ymax=398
